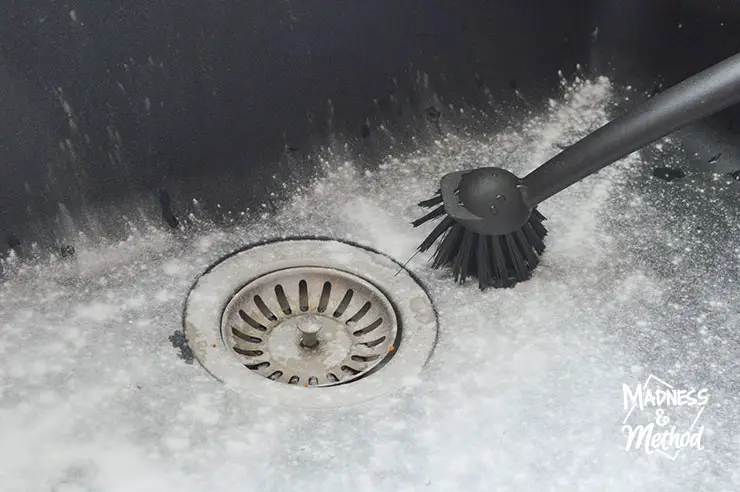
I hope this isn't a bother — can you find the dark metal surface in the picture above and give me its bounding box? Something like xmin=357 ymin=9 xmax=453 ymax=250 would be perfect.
xmin=1 ymin=0 xmax=740 ymax=250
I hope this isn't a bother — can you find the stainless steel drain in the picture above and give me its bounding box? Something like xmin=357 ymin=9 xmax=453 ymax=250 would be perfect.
xmin=222 ymin=267 xmax=400 ymax=387
xmin=184 ymin=238 xmax=438 ymax=409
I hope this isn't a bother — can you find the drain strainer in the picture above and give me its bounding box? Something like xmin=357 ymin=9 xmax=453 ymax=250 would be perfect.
xmin=184 ymin=238 xmax=438 ymax=409
xmin=222 ymin=267 xmax=399 ymax=387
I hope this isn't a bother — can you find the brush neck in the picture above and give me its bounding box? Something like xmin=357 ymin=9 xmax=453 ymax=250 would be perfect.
xmin=521 ymin=51 xmax=740 ymax=207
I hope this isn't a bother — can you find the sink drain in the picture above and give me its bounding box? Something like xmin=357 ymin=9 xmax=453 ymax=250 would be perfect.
xmin=184 ymin=238 xmax=438 ymax=409
xmin=223 ymin=267 xmax=399 ymax=387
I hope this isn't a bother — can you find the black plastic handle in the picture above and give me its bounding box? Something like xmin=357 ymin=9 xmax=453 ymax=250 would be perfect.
xmin=522 ymin=51 xmax=740 ymax=207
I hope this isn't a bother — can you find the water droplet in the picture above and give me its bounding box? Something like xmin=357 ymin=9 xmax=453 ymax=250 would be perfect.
xmin=490 ymin=206 xmax=498 ymax=215
xmin=497 ymin=194 xmax=506 ymax=202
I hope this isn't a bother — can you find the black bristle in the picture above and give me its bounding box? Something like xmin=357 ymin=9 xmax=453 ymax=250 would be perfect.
xmin=413 ymin=192 xmax=548 ymax=290
xmin=455 ymin=229 xmax=475 ymax=282
xmin=412 ymin=205 xmax=446 ymax=227
xmin=431 ymin=222 xmax=465 ymax=269
xmin=503 ymin=233 xmax=527 ymax=281
xmin=418 ymin=192 xmax=443 ymax=208
xmin=530 ymin=213 xmax=548 ymax=238
xmin=419 ymin=216 xmax=455 ymax=252
xmin=522 ymin=222 xmax=546 ymax=254
xmin=476 ymin=234 xmax=492 ymax=289
xmin=514 ymin=229 xmax=539 ymax=269
xmin=490 ymin=235 xmax=512 ymax=287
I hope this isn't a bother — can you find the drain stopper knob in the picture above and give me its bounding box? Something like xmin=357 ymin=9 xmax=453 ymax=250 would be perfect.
xmin=297 ymin=319 xmax=322 ymax=348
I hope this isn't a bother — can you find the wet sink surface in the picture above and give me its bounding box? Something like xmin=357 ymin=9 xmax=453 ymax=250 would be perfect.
xmin=1 ymin=77 xmax=739 ymax=491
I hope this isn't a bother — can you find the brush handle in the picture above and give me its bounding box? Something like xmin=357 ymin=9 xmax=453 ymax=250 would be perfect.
xmin=521 ymin=51 xmax=740 ymax=207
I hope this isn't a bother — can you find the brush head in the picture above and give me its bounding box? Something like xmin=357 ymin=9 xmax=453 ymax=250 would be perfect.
xmin=454 ymin=167 xmax=533 ymax=235
xmin=412 ymin=167 xmax=548 ymax=289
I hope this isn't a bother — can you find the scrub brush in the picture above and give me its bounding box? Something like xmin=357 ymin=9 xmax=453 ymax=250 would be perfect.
xmin=413 ymin=52 xmax=740 ymax=289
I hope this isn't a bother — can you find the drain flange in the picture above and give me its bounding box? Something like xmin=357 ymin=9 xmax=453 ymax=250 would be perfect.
xmin=184 ymin=238 xmax=438 ymax=409
xmin=223 ymin=266 xmax=400 ymax=387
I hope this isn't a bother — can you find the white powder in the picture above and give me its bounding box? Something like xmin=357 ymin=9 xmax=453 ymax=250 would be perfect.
xmin=0 ymin=77 xmax=738 ymax=491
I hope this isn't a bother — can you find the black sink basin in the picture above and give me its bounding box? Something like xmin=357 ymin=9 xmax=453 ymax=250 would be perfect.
xmin=2 ymin=3 xmax=740 ymax=490
xmin=3 ymin=0 xmax=740 ymax=250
